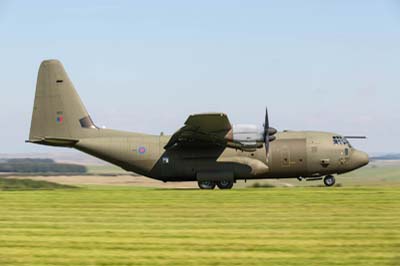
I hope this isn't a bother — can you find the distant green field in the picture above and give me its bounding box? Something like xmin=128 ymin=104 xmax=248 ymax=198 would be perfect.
xmin=86 ymin=164 xmax=129 ymax=175
xmin=0 ymin=177 xmax=76 ymax=191
xmin=0 ymin=187 xmax=399 ymax=266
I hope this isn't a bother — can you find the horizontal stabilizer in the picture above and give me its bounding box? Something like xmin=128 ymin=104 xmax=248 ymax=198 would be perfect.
xmin=26 ymin=137 xmax=79 ymax=147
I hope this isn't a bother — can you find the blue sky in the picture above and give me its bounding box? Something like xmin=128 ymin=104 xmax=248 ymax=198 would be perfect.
xmin=0 ymin=0 xmax=399 ymax=154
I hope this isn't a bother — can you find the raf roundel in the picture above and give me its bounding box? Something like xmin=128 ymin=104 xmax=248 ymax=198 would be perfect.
xmin=56 ymin=116 xmax=63 ymax=123
xmin=138 ymin=146 xmax=146 ymax=155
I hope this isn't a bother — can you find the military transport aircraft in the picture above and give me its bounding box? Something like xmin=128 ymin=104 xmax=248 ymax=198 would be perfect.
xmin=27 ymin=60 xmax=369 ymax=189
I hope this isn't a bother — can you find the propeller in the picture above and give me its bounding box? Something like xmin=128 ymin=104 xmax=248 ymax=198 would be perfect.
xmin=263 ymin=107 xmax=277 ymax=159
xmin=263 ymin=107 xmax=270 ymax=154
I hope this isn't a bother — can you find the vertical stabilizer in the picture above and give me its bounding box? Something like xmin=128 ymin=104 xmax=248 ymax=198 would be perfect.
xmin=29 ymin=60 xmax=96 ymax=143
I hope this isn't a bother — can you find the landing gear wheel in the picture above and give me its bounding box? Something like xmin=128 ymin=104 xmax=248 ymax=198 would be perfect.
xmin=198 ymin=180 xmax=216 ymax=190
xmin=323 ymin=175 xmax=335 ymax=187
xmin=216 ymin=179 xmax=234 ymax=189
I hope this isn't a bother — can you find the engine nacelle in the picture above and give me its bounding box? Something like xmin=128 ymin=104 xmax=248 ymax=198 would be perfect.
xmin=225 ymin=124 xmax=277 ymax=151
xmin=232 ymin=124 xmax=263 ymax=142
xmin=225 ymin=124 xmax=264 ymax=150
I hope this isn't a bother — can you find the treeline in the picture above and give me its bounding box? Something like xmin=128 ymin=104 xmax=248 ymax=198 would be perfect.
xmin=4 ymin=158 xmax=55 ymax=164
xmin=0 ymin=158 xmax=87 ymax=173
xmin=370 ymin=154 xmax=400 ymax=161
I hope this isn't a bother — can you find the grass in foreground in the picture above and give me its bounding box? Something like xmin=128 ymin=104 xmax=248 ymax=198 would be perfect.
xmin=0 ymin=177 xmax=76 ymax=191
xmin=0 ymin=186 xmax=399 ymax=266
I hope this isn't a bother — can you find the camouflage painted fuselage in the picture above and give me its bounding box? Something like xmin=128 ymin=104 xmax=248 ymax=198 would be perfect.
xmin=28 ymin=60 xmax=368 ymax=184
xmin=73 ymin=129 xmax=368 ymax=181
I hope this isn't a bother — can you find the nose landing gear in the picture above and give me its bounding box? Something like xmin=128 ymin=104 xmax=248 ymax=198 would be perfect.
xmin=323 ymin=175 xmax=336 ymax=187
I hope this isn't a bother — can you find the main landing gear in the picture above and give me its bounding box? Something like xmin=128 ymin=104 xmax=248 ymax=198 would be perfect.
xmin=197 ymin=179 xmax=234 ymax=190
xmin=216 ymin=179 xmax=234 ymax=189
xmin=197 ymin=180 xmax=216 ymax=189
xmin=323 ymin=175 xmax=335 ymax=187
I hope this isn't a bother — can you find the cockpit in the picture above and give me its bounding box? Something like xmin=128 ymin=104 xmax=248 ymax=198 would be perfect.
xmin=332 ymin=136 xmax=352 ymax=148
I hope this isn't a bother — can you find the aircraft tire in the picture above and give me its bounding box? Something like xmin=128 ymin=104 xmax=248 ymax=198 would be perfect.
xmin=216 ymin=179 xmax=234 ymax=189
xmin=198 ymin=180 xmax=216 ymax=190
xmin=323 ymin=175 xmax=335 ymax=187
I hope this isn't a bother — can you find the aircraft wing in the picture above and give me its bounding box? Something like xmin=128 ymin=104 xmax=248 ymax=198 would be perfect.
xmin=164 ymin=113 xmax=232 ymax=149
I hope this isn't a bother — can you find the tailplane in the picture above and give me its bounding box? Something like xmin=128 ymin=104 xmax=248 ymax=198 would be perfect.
xmin=28 ymin=60 xmax=97 ymax=145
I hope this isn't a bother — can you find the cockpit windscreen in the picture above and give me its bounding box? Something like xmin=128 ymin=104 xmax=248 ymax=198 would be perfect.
xmin=332 ymin=136 xmax=352 ymax=148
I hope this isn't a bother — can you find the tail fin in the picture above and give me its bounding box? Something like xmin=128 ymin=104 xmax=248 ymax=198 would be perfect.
xmin=29 ymin=60 xmax=97 ymax=145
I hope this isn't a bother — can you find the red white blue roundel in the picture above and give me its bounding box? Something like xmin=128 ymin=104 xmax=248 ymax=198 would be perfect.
xmin=138 ymin=146 xmax=146 ymax=154
xmin=56 ymin=116 xmax=63 ymax=123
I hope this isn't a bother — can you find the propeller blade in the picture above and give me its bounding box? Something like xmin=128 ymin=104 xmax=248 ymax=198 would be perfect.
xmin=264 ymin=107 xmax=270 ymax=157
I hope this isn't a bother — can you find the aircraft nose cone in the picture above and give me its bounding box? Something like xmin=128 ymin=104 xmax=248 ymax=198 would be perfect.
xmin=352 ymin=150 xmax=369 ymax=168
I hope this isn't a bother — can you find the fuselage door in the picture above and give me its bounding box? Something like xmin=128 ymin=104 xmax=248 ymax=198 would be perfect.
xmin=271 ymin=138 xmax=307 ymax=176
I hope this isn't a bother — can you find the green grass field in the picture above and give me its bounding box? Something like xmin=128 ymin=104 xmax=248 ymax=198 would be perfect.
xmin=0 ymin=186 xmax=399 ymax=266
